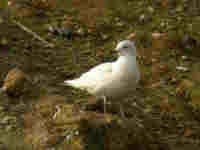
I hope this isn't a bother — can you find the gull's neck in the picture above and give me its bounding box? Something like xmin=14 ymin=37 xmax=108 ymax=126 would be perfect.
xmin=113 ymin=54 xmax=137 ymax=74
xmin=117 ymin=54 xmax=136 ymax=63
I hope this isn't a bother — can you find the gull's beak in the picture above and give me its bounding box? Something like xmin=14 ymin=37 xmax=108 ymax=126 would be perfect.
xmin=115 ymin=48 xmax=120 ymax=56
xmin=115 ymin=47 xmax=119 ymax=51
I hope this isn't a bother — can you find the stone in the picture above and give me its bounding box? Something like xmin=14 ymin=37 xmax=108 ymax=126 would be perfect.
xmin=1 ymin=68 xmax=32 ymax=97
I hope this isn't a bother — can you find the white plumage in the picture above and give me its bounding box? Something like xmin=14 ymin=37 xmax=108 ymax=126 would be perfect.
xmin=64 ymin=40 xmax=140 ymax=101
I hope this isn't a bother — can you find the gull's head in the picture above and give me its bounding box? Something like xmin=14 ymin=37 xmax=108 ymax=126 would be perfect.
xmin=115 ymin=40 xmax=137 ymax=56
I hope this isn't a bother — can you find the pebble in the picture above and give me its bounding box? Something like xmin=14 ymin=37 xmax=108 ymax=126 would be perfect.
xmin=176 ymin=66 xmax=189 ymax=72
xmin=1 ymin=68 xmax=31 ymax=97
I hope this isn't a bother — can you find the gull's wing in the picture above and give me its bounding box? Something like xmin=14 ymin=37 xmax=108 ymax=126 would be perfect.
xmin=80 ymin=62 xmax=112 ymax=80
xmin=64 ymin=62 xmax=113 ymax=92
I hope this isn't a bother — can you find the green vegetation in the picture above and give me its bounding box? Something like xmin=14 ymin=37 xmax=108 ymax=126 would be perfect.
xmin=0 ymin=0 xmax=200 ymax=149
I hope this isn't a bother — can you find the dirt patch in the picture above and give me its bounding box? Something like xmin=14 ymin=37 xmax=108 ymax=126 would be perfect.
xmin=0 ymin=0 xmax=200 ymax=149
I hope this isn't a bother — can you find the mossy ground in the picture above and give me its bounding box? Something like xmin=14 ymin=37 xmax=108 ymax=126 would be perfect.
xmin=0 ymin=0 xmax=200 ymax=149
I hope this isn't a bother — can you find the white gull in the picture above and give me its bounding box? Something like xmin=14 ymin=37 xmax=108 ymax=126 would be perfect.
xmin=64 ymin=40 xmax=140 ymax=113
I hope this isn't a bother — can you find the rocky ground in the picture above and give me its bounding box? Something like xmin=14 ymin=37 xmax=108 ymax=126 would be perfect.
xmin=0 ymin=0 xmax=200 ymax=149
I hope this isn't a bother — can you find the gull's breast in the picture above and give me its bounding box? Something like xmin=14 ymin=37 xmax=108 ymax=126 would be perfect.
xmin=94 ymin=56 xmax=139 ymax=99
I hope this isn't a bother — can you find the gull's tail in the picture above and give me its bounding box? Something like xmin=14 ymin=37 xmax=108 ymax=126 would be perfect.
xmin=63 ymin=79 xmax=83 ymax=89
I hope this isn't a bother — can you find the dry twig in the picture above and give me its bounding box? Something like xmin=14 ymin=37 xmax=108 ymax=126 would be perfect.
xmin=12 ymin=19 xmax=54 ymax=48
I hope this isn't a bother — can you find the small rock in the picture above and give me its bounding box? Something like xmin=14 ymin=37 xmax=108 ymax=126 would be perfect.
xmin=147 ymin=6 xmax=154 ymax=13
xmin=116 ymin=21 xmax=125 ymax=27
xmin=151 ymin=32 xmax=163 ymax=39
xmin=181 ymin=56 xmax=188 ymax=60
xmin=46 ymin=24 xmax=57 ymax=34
xmin=8 ymin=1 xmax=12 ymax=6
xmin=151 ymin=58 xmax=157 ymax=63
xmin=160 ymin=21 xmax=166 ymax=27
xmin=77 ymin=27 xmax=85 ymax=36
xmin=176 ymin=66 xmax=189 ymax=72
xmin=1 ymin=68 xmax=32 ymax=97
xmin=47 ymin=24 xmax=73 ymax=39
xmin=127 ymin=32 xmax=136 ymax=40
xmin=0 ymin=38 xmax=8 ymax=46
xmin=101 ymin=34 xmax=109 ymax=40
xmin=139 ymin=14 xmax=151 ymax=24
xmin=139 ymin=14 xmax=145 ymax=23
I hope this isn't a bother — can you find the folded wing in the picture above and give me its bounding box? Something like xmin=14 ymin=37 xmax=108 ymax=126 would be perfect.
xmin=64 ymin=62 xmax=113 ymax=93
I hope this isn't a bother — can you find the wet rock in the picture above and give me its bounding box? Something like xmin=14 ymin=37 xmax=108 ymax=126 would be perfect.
xmin=1 ymin=68 xmax=32 ymax=97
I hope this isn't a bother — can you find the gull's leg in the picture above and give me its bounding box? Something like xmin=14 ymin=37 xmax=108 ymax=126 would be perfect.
xmin=102 ymin=95 xmax=107 ymax=114
xmin=119 ymin=102 xmax=125 ymax=118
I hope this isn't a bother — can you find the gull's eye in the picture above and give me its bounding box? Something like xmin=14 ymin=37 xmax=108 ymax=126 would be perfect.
xmin=123 ymin=46 xmax=129 ymax=49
